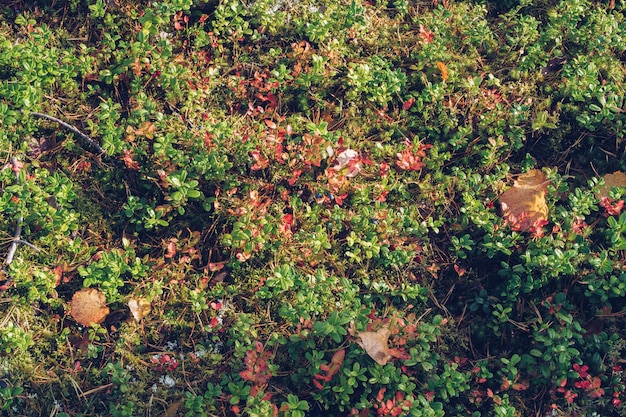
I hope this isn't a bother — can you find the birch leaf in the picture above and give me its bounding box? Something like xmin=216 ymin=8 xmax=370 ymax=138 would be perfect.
xmin=500 ymin=169 xmax=549 ymax=231
xmin=70 ymin=288 xmax=110 ymax=327
xmin=356 ymin=328 xmax=392 ymax=366
xmin=596 ymin=171 xmax=626 ymax=199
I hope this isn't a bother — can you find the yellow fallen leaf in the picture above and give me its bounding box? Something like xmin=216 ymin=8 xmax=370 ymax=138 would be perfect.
xmin=356 ymin=328 xmax=392 ymax=366
xmin=596 ymin=171 xmax=626 ymax=200
xmin=70 ymin=288 xmax=110 ymax=327
xmin=500 ymin=169 xmax=549 ymax=231
xmin=128 ymin=298 xmax=151 ymax=322
xmin=436 ymin=61 xmax=449 ymax=82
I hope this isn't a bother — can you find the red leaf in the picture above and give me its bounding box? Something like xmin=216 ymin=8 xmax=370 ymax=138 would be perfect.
xmin=419 ymin=24 xmax=434 ymax=43
xmin=208 ymin=262 xmax=225 ymax=272
xmin=288 ymin=169 xmax=303 ymax=186
xmin=123 ymin=150 xmax=140 ymax=170
xmin=165 ymin=241 xmax=177 ymax=258
xmin=402 ymin=97 xmax=415 ymax=111
xmin=250 ymin=150 xmax=269 ymax=170
xmin=264 ymin=119 xmax=277 ymax=129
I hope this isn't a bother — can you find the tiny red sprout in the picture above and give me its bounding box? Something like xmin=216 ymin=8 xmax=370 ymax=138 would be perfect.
xmin=575 ymin=380 xmax=591 ymax=390
xmin=236 ymin=252 xmax=250 ymax=262
xmin=231 ymin=405 xmax=241 ymax=414
xmin=250 ymin=150 xmax=269 ymax=170
xmin=210 ymin=301 xmax=222 ymax=310
xmin=151 ymin=354 xmax=179 ymax=371
xmin=76 ymin=160 xmax=91 ymax=172
xmin=613 ymin=391 xmax=622 ymax=405
xmin=512 ymin=382 xmax=529 ymax=391
xmin=402 ymin=97 xmax=415 ymax=111
xmin=279 ymin=214 xmax=294 ymax=239
xmin=165 ymin=240 xmax=176 ymax=258
xmin=564 ymin=389 xmax=578 ymax=403
xmin=571 ymin=217 xmax=588 ymax=234
xmin=208 ymin=261 xmax=225 ymax=272
xmin=573 ymin=363 xmax=590 ymax=378
xmin=122 ymin=150 xmax=140 ymax=170
xmin=600 ymin=197 xmax=624 ymax=216
xmin=396 ymin=143 xmax=431 ymax=171
xmin=380 ymin=161 xmax=390 ymax=177
xmin=588 ymin=377 xmax=605 ymax=398
xmin=530 ymin=219 xmax=549 ymax=239
xmin=418 ymin=24 xmax=434 ymax=43
xmin=288 ymin=169 xmax=303 ymax=186
xmin=334 ymin=193 xmax=348 ymax=205
xmin=377 ymin=388 xmax=387 ymax=402
xmin=376 ymin=190 xmax=388 ymax=203
xmin=501 ymin=379 xmax=511 ymax=390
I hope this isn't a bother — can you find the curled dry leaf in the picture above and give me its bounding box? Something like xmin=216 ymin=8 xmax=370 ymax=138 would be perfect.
xmin=70 ymin=288 xmax=110 ymax=326
xmin=500 ymin=169 xmax=549 ymax=232
xmin=333 ymin=149 xmax=361 ymax=178
xmin=596 ymin=171 xmax=626 ymax=200
xmin=128 ymin=298 xmax=151 ymax=322
xmin=356 ymin=327 xmax=392 ymax=366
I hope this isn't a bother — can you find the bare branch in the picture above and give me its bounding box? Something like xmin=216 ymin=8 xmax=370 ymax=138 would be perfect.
xmin=29 ymin=111 xmax=105 ymax=155
xmin=2 ymin=158 xmax=24 ymax=271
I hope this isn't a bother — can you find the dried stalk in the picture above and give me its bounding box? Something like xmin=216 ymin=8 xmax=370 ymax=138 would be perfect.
xmin=2 ymin=158 xmax=24 ymax=272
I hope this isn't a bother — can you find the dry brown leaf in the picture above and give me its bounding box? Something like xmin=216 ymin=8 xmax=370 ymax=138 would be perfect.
xmin=356 ymin=328 xmax=392 ymax=366
xmin=500 ymin=169 xmax=549 ymax=231
xmin=596 ymin=171 xmax=626 ymax=200
xmin=158 ymin=401 xmax=180 ymax=417
xmin=128 ymin=298 xmax=151 ymax=322
xmin=70 ymin=288 xmax=110 ymax=326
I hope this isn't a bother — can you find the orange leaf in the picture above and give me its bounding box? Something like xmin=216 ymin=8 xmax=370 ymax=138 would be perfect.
xmin=500 ymin=169 xmax=549 ymax=232
xmin=436 ymin=61 xmax=449 ymax=81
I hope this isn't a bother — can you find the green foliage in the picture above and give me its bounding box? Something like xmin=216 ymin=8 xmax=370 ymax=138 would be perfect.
xmin=0 ymin=0 xmax=625 ymax=416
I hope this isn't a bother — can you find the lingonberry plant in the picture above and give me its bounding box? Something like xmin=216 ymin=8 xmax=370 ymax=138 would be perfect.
xmin=0 ymin=0 xmax=625 ymax=416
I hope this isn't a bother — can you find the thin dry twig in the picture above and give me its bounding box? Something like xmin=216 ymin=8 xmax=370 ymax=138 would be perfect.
xmin=2 ymin=157 xmax=23 ymax=272
xmin=29 ymin=111 xmax=105 ymax=155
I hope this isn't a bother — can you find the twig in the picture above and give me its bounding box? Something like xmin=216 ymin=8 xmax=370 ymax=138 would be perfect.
xmin=2 ymin=158 xmax=24 ymax=272
xmin=15 ymin=239 xmax=42 ymax=252
xmin=28 ymin=111 xmax=105 ymax=155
